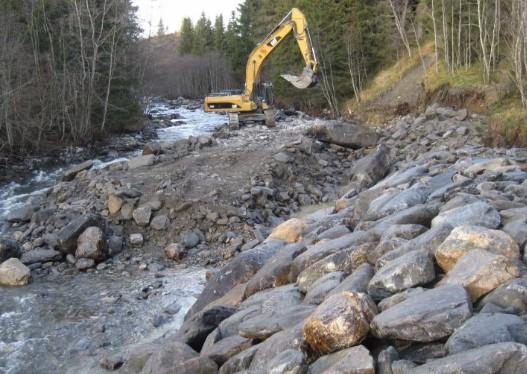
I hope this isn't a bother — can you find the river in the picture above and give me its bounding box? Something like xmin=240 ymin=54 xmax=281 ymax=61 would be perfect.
xmin=0 ymin=99 xmax=226 ymax=374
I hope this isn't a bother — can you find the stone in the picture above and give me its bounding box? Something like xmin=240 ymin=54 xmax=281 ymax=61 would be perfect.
xmin=377 ymin=346 xmax=399 ymax=374
xmin=150 ymin=215 xmax=169 ymax=230
xmin=186 ymin=240 xmax=285 ymax=319
xmin=304 ymin=272 xmax=344 ymax=305
xmin=57 ymin=214 xmax=103 ymax=254
xmin=435 ymin=225 xmax=520 ymax=272
xmin=377 ymin=287 xmax=426 ymax=312
xmin=121 ymin=203 xmax=134 ymax=220
xmin=321 ymin=345 xmax=374 ymax=374
xmin=368 ymin=250 xmax=435 ymax=300
xmin=143 ymin=142 xmax=162 ymax=155
xmin=129 ymin=234 xmax=144 ymax=248
xmin=268 ymin=218 xmax=306 ymax=243
xmin=366 ymin=186 xmax=431 ymax=221
xmin=133 ymin=206 xmax=152 ymax=226
xmin=75 ymin=226 xmax=106 ymax=261
xmin=266 ymin=349 xmax=307 ymax=374
xmin=309 ymin=346 xmax=366 ymax=373
xmin=108 ymin=194 xmax=123 ymax=215
xmin=20 ymin=248 xmax=62 ymax=265
xmin=164 ymin=243 xmax=186 ymax=261
xmin=438 ymin=249 xmax=520 ymax=301
xmin=0 ymin=239 xmax=20 ymax=262
xmin=218 ymin=345 xmax=259 ymax=374
xmin=371 ymin=285 xmax=472 ymax=342
xmin=107 ymin=235 xmax=123 ymax=256
xmin=200 ymin=335 xmax=252 ymax=366
xmin=408 ymin=342 xmax=527 ymax=373
xmin=244 ymin=242 xmax=307 ymax=298
xmin=75 ymin=258 xmax=95 ymax=270
xmin=308 ymin=119 xmax=378 ymax=149
xmin=139 ymin=342 xmax=217 ymax=374
xmin=62 ymin=160 xmax=93 ymax=181
xmin=7 ymin=205 xmax=34 ymax=223
xmin=502 ymin=219 xmax=527 ymax=248
xmin=0 ymin=258 xmax=31 ymax=286
xmin=445 ymin=313 xmax=527 ymax=354
xmin=273 ymin=152 xmax=293 ymax=163
xmin=372 ymin=204 xmax=440 ymax=233
xmin=176 ymin=305 xmax=237 ymax=351
xmin=479 ymin=277 xmax=527 ymax=315
xmin=303 ymin=292 xmax=377 ymax=354
xmin=128 ymin=154 xmax=155 ymax=169
xmin=182 ymin=232 xmax=201 ymax=249
xmin=348 ymin=144 xmax=391 ymax=189
xmin=99 ymin=355 xmax=124 ymax=370
xmin=327 ymin=264 xmax=374 ymax=297
xmin=431 ymin=201 xmax=501 ymax=229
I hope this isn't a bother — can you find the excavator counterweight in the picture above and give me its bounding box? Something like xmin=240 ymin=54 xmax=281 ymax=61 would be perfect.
xmin=204 ymin=8 xmax=318 ymax=128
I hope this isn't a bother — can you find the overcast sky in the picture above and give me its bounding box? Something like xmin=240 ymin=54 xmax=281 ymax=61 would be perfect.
xmin=133 ymin=0 xmax=242 ymax=36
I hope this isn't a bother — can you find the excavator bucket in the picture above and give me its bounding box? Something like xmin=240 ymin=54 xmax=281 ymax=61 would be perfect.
xmin=281 ymin=66 xmax=317 ymax=89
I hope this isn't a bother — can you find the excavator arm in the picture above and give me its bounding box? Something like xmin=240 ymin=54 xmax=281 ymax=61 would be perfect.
xmin=244 ymin=7 xmax=318 ymax=98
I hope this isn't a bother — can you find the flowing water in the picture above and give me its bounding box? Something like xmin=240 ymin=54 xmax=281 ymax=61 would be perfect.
xmin=0 ymin=99 xmax=226 ymax=373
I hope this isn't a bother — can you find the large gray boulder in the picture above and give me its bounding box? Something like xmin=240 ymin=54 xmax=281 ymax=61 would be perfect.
xmin=319 ymin=345 xmax=374 ymax=374
xmin=304 ymin=272 xmax=344 ymax=305
xmin=266 ymin=349 xmax=307 ymax=374
xmin=200 ymin=335 xmax=252 ymax=366
xmin=431 ymin=201 xmax=501 ymax=229
xmin=20 ymin=248 xmax=62 ymax=265
xmin=366 ymin=186 xmax=431 ymax=221
xmin=445 ymin=313 xmax=527 ymax=354
xmin=128 ymin=154 xmax=155 ymax=170
xmin=348 ymin=144 xmax=391 ymax=190
xmin=0 ymin=258 xmax=31 ymax=286
xmin=0 ymin=239 xmax=20 ymax=262
xmin=327 ymin=263 xmax=374 ymax=297
xmin=479 ymin=277 xmax=527 ymax=315
xmin=368 ymin=250 xmax=435 ymax=300
xmin=6 ymin=204 xmax=34 ymax=223
xmin=371 ymin=285 xmax=472 ymax=342
xmin=308 ymin=120 xmax=378 ymax=149
xmin=408 ymin=342 xmax=527 ymax=373
xmin=75 ymin=226 xmax=106 ymax=261
xmin=57 ymin=214 xmax=103 ymax=254
xmin=62 ymin=160 xmax=93 ymax=181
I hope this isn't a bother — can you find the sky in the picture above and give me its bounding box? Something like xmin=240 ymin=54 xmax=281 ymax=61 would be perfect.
xmin=133 ymin=0 xmax=242 ymax=37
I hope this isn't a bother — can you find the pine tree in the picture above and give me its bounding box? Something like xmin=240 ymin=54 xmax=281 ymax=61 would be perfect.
xmin=213 ymin=14 xmax=225 ymax=51
xmin=179 ymin=17 xmax=194 ymax=55
xmin=192 ymin=12 xmax=213 ymax=55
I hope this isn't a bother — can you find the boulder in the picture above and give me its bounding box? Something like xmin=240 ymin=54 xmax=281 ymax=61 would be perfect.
xmin=377 ymin=346 xmax=399 ymax=374
xmin=371 ymin=285 xmax=472 ymax=342
xmin=320 ymin=345 xmax=374 ymax=374
xmin=367 ymin=250 xmax=435 ymax=300
xmin=182 ymin=232 xmax=201 ymax=249
xmin=431 ymin=201 xmax=501 ymax=229
xmin=348 ymin=144 xmax=391 ymax=190
xmin=438 ymin=249 xmax=520 ymax=301
xmin=143 ymin=142 xmax=162 ymax=156
xmin=133 ymin=206 xmax=152 ymax=226
xmin=445 ymin=313 xmax=527 ymax=354
xmin=372 ymin=204 xmax=440 ymax=232
xmin=139 ymin=341 xmax=216 ymax=374
xmin=304 ymin=272 xmax=344 ymax=305
xmin=378 ymin=287 xmax=426 ymax=312
xmin=128 ymin=154 xmax=155 ymax=170
xmin=435 ymin=225 xmax=520 ymax=272
xmin=164 ymin=243 xmax=186 ymax=261
xmin=308 ymin=120 xmax=379 ymax=149
xmin=244 ymin=242 xmax=307 ymax=298
xmin=75 ymin=258 xmax=95 ymax=270
xmin=0 ymin=258 xmax=31 ymax=286
xmin=297 ymin=244 xmax=371 ymax=293
xmin=303 ymin=292 xmax=377 ymax=354
xmin=200 ymin=335 xmax=253 ymax=366
xmin=327 ymin=263 xmax=374 ymax=297
xmin=218 ymin=345 xmax=259 ymax=374
xmin=75 ymin=226 xmax=106 ymax=261
xmin=309 ymin=346 xmax=369 ymax=373
xmin=20 ymin=248 xmax=62 ymax=265
xmin=62 ymin=160 xmax=93 ymax=181
xmin=57 ymin=214 xmax=103 ymax=254
xmin=0 ymin=239 xmax=20 ymax=262
xmin=186 ymin=240 xmax=285 ymax=319
xmin=479 ymin=277 xmax=527 ymax=315
xmin=266 ymin=349 xmax=307 ymax=374
xmin=502 ymin=218 xmax=527 ymax=248
xmin=366 ymin=186 xmax=431 ymax=221
xmin=150 ymin=215 xmax=169 ymax=230
xmin=408 ymin=342 xmax=527 ymax=373
xmin=130 ymin=233 xmax=144 ymax=246
xmin=267 ymin=218 xmax=306 ymax=243
xmin=7 ymin=204 xmax=34 ymax=223
xmin=107 ymin=194 xmax=124 ymax=215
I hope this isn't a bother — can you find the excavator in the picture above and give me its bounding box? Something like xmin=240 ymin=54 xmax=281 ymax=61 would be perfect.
xmin=203 ymin=8 xmax=318 ymax=129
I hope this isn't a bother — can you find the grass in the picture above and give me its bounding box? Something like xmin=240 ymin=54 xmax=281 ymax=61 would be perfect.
xmin=423 ymin=61 xmax=485 ymax=92
xmin=486 ymin=98 xmax=527 ymax=147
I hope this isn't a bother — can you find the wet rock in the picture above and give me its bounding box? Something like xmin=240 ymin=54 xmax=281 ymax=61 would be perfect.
xmin=57 ymin=214 xmax=103 ymax=254
xmin=327 ymin=263 xmax=374 ymax=297
xmin=201 ymin=335 xmax=252 ymax=366
xmin=408 ymin=342 xmax=527 ymax=373
xmin=62 ymin=160 xmax=93 ymax=181
xmin=130 ymin=233 xmax=144 ymax=246
xmin=182 ymin=232 xmax=201 ymax=249
xmin=479 ymin=277 xmax=527 ymax=314
xmin=438 ymin=249 xmax=520 ymax=301
xmin=107 ymin=194 xmax=123 ymax=215
xmin=446 ymin=313 xmax=527 ymax=354
xmin=164 ymin=301 xmax=181 ymax=315
xmin=128 ymin=154 xmax=155 ymax=170
xmin=75 ymin=258 xmax=95 ymax=271
xmin=368 ymin=250 xmax=435 ymax=300
xmin=266 ymin=349 xmax=307 ymax=374
xmin=321 ymin=345 xmax=374 ymax=374
xmin=435 ymin=225 xmax=520 ymax=272
xmin=164 ymin=243 xmax=186 ymax=261
xmin=308 ymin=120 xmax=378 ymax=149
xmin=0 ymin=258 xmax=31 ymax=286
xmin=268 ymin=218 xmax=306 ymax=243
xmin=0 ymin=239 xmax=20 ymax=262
xmin=303 ymin=292 xmax=377 ymax=354
xmin=186 ymin=240 xmax=285 ymax=319
xmin=304 ymin=272 xmax=344 ymax=305
xmin=133 ymin=206 xmax=152 ymax=227
xmin=143 ymin=142 xmax=162 ymax=155
xmin=348 ymin=144 xmax=391 ymax=190
xmin=75 ymin=226 xmax=106 ymax=261
xmin=245 ymin=242 xmax=307 ymax=298
xmin=371 ymin=285 xmax=472 ymax=342
xmin=176 ymin=305 xmax=237 ymax=351
xmin=431 ymin=201 xmax=501 ymax=229
xmin=7 ymin=204 xmax=34 ymax=223
xmin=20 ymin=248 xmax=62 ymax=265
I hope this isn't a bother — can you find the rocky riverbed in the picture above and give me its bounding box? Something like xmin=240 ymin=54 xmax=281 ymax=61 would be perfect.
xmin=2 ymin=101 xmax=527 ymax=373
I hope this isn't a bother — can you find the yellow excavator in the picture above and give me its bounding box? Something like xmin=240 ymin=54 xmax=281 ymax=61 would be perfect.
xmin=204 ymin=8 xmax=318 ymax=129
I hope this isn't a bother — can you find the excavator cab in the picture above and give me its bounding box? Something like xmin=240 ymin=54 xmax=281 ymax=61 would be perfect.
xmin=204 ymin=8 xmax=318 ymax=129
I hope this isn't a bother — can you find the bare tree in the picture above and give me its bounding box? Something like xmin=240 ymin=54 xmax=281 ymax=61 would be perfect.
xmin=388 ymin=0 xmax=413 ymax=58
